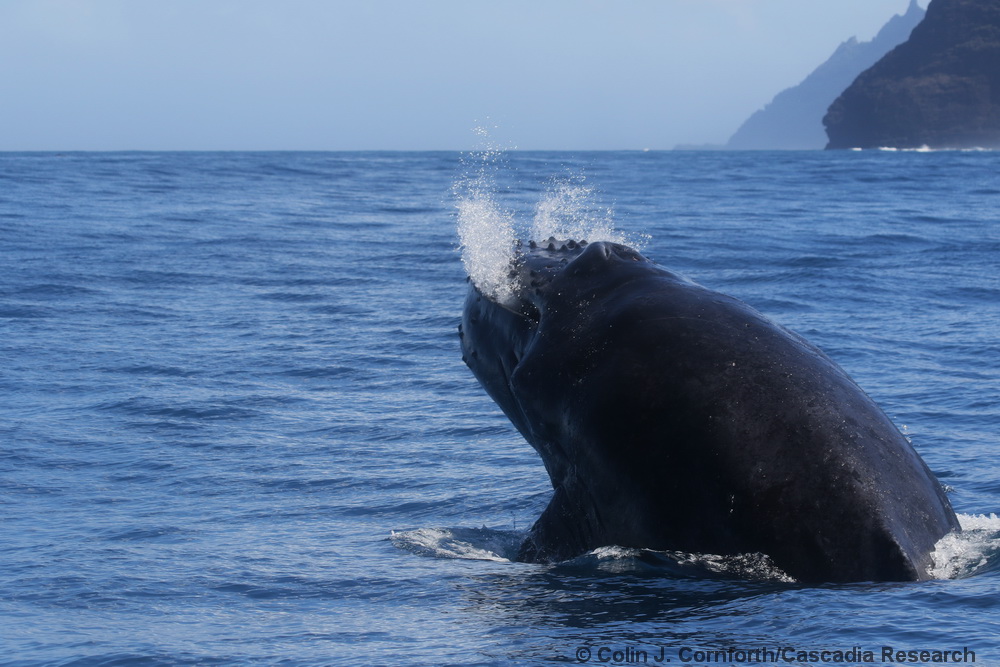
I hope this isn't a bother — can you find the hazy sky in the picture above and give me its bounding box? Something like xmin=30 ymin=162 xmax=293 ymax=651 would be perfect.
xmin=1 ymin=0 xmax=925 ymax=151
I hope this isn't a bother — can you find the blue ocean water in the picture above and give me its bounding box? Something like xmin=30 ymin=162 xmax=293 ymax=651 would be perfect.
xmin=1 ymin=150 xmax=998 ymax=666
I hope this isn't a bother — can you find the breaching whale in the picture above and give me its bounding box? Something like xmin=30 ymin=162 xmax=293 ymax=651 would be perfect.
xmin=459 ymin=239 xmax=959 ymax=582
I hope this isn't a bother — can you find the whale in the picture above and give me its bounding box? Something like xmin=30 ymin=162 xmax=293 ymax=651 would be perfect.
xmin=459 ymin=239 xmax=960 ymax=583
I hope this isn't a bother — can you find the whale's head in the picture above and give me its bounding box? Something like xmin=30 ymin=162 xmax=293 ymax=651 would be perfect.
xmin=458 ymin=238 xmax=669 ymax=444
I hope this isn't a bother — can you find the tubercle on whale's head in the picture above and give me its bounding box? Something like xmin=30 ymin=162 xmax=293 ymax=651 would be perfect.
xmin=495 ymin=238 xmax=655 ymax=321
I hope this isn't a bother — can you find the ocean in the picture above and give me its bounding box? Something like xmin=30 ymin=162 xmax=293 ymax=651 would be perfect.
xmin=1 ymin=150 xmax=998 ymax=666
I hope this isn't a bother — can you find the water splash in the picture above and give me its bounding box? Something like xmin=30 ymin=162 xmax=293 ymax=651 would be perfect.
xmin=393 ymin=513 xmax=1000 ymax=581
xmin=530 ymin=174 xmax=624 ymax=245
xmin=390 ymin=528 xmax=794 ymax=581
xmin=580 ymin=546 xmax=795 ymax=581
xmin=929 ymin=513 xmax=1000 ymax=579
xmin=455 ymin=134 xmax=642 ymax=300
xmin=454 ymin=130 xmax=518 ymax=303
xmin=390 ymin=527 xmax=522 ymax=562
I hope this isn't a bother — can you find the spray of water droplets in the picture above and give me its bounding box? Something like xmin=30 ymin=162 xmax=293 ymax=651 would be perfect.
xmin=455 ymin=129 xmax=643 ymax=301
xmin=454 ymin=129 xmax=518 ymax=303
xmin=531 ymin=174 xmax=625 ymax=246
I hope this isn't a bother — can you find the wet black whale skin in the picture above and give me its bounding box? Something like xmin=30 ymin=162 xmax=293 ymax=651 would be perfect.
xmin=460 ymin=240 xmax=960 ymax=583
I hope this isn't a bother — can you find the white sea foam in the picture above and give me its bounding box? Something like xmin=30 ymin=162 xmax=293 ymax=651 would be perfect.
xmin=929 ymin=513 xmax=1000 ymax=579
xmin=389 ymin=527 xmax=521 ymax=562
xmin=862 ymin=145 xmax=993 ymax=152
xmin=392 ymin=517 xmax=1000 ymax=582
xmin=390 ymin=528 xmax=795 ymax=581
xmin=581 ymin=546 xmax=795 ymax=581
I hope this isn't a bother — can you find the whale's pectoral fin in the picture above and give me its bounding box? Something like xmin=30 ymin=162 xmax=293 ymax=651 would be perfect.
xmin=516 ymin=485 xmax=601 ymax=563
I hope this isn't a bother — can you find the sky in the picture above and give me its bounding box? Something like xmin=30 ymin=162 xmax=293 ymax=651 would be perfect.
xmin=0 ymin=0 xmax=925 ymax=151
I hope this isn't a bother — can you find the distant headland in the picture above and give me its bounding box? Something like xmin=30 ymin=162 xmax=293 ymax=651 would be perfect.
xmin=726 ymin=0 xmax=924 ymax=151
xmin=824 ymin=0 xmax=1000 ymax=149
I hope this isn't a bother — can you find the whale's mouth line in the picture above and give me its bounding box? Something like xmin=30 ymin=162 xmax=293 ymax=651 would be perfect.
xmin=473 ymin=279 xmax=538 ymax=324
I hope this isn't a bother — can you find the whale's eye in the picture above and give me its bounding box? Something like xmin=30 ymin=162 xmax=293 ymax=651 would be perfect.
xmin=519 ymin=299 xmax=541 ymax=324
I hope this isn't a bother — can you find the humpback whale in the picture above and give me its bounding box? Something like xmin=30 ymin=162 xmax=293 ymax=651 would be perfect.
xmin=459 ymin=239 xmax=959 ymax=582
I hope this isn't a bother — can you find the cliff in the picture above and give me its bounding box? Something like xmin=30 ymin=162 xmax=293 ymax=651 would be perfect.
xmin=825 ymin=0 xmax=1000 ymax=149
xmin=727 ymin=1 xmax=924 ymax=150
